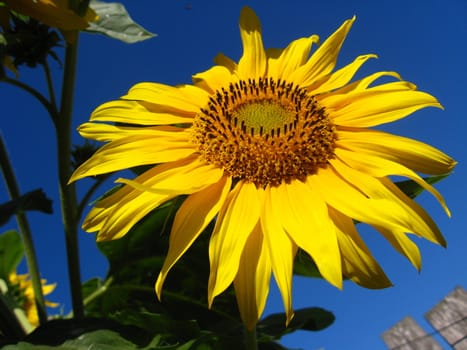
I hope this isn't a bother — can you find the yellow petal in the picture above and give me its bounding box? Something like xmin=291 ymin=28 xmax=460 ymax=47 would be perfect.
xmin=213 ymin=53 xmax=238 ymax=73
xmin=116 ymin=156 xmax=223 ymax=196
xmin=330 ymin=158 xmax=444 ymax=242
xmin=337 ymin=129 xmax=456 ymax=175
xmin=265 ymin=48 xmax=282 ymax=78
xmin=310 ymin=54 xmax=377 ymax=95
xmin=84 ymin=156 xmax=220 ymax=240
xmin=234 ymin=223 xmax=271 ymax=330
xmin=315 ymin=71 xmax=402 ymax=100
xmin=91 ymin=100 xmax=195 ymax=125
xmin=289 ymin=17 xmax=355 ymax=87
xmin=307 ymin=164 xmax=412 ymax=233
xmin=380 ymin=178 xmax=446 ymax=247
xmin=82 ymin=183 xmax=135 ymax=234
xmin=237 ymin=7 xmax=267 ymax=79
xmin=273 ymin=35 xmax=319 ymax=80
xmin=327 ymin=86 xmax=442 ymax=127
xmin=156 ymin=176 xmax=231 ymax=299
xmin=192 ymin=65 xmax=236 ymax=94
xmin=261 ymin=187 xmax=296 ymax=325
xmin=123 ymin=83 xmax=208 ymax=113
xmin=69 ymin=134 xmax=195 ymax=182
xmin=96 ymin=188 xmax=173 ymax=242
xmin=373 ymin=225 xmax=422 ymax=270
xmin=78 ymin=122 xmax=189 ymax=142
xmin=329 ymin=207 xmax=392 ymax=289
xmin=271 ymin=181 xmax=342 ymax=289
xmin=334 ymin=147 xmax=450 ymax=216
xmin=208 ymin=181 xmax=260 ymax=306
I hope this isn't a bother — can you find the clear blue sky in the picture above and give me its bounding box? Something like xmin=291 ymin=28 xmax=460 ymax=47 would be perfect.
xmin=1 ymin=1 xmax=466 ymax=349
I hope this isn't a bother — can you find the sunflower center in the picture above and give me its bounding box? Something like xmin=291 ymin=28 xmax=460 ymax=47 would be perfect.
xmin=191 ymin=77 xmax=336 ymax=187
xmin=233 ymin=101 xmax=293 ymax=136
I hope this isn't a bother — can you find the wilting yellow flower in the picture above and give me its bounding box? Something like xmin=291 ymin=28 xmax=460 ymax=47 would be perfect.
xmin=2 ymin=0 xmax=97 ymax=33
xmin=70 ymin=7 xmax=455 ymax=328
xmin=9 ymin=272 xmax=58 ymax=327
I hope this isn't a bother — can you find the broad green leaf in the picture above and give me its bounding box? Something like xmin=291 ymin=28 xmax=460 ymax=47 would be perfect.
xmin=87 ymin=1 xmax=156 ymax=43
xmin=0 ymin=189 xmax=52 ymax=226
xmin=258 ymin=307 xmax=335 ymax=340
xmin=395 ymin=174 xmax=449 ymax=199
xmin=0 ymin=230 xmax=24 ymax=279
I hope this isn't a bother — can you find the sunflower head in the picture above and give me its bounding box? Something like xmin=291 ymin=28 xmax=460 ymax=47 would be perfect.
xmin=8 ymin=272 xmax=58 ymax=327
xmin=71 ymin=7 xmax=455 ymax=329
xmin=2 ymin=16 xmax=61 ymax=68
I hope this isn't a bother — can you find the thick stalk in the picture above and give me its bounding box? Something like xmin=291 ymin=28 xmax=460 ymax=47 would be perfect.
xmin=244 ymin=327 xmax=258 ymax=350
xmin=0 ymin=136 xmax=47 ymax=325
xmin=56 ymin=35 xmax=83 ymax=319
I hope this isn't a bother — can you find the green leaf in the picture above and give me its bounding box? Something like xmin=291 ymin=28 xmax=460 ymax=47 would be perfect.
xmin=258 ymin=307 xmax=335 ymax=340
xmin=395 ymin=174 xmax=449 ymax=199
xmin=4 ymin=329 xmax=162 ymax=349
xmin=0 ymin=230 xmax=24 ymax=279
xmin=87 ymin=1 xmax=156 ymax=43
xmin=293 ymin=249 xmax=322 ymax=279
xmin=258 ymin=342 xmax=290 ymax=350
xmin=9 ymin=318 xmax=157 ymax=348
xmin=114 ymin=310 xmax=200 ymax=340
xmin=0 ymin=189 xmax=52 ymax=226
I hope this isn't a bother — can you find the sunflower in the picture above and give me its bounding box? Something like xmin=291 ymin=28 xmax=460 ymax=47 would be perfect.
xmin=9 ymin=272 xmax=58 ymax=327
xmin=70 ymin=7 xmax=455 ymax=329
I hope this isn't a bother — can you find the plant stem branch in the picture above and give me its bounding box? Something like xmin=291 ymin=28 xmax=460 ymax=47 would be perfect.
xmin=77 ymin=175 xmax=109 ymax=219
xmin=1 ymin=78 xmax=59 ymax=123
xmin=56 ymin=35 xmax=83 ymax=319
xmin=83 ymin=276 xmax=114 ymax=307
xmin=0 ymin=136 xmax=47 ymax=326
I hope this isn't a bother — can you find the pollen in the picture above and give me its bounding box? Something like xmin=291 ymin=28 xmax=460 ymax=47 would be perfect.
xmin=191 ymin=77 xmax=336 ymax=187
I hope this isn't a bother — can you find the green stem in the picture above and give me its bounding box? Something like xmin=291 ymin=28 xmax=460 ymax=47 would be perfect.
xmin=42 ymin=62 xmax=58 ymax=123
xmin=244 ymin=327 xmax=258 ymax=350
xmin=1 ymin=78 xmax=59 ymax=123
xmin=56 ymin=36 xmax=83 ymax=319
xmin=0 ymin=136 xmax=47 ymax=326
xmin=83 ymin=276 xmax=114 ymax=307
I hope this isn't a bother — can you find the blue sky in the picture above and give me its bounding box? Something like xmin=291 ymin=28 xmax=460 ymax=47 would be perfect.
xmin=1 ymin=1 xmax=466 ymax=349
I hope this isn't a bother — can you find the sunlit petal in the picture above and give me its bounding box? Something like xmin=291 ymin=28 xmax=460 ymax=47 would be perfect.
xmin=261 ymin=187 xmax=296 ymax=324
xmin=234 ymin=223 xmax=271 ymax=330
xmin=123 ymin=83 xmax=209 ymax=112
xmin=91 ymin=100 xmax=195 ymax=125
xmin=208 ymin=181 xmax=260 ymax=306
xmin=238 ymin=7 xmax=267 ymax=79
xmin=271 ymin=181 xmax=342 ymax=289
xmin=329 ymin=207 xmax=392 ymax=289
xmin=156 ymin=176 xmax=231 ymax=298
xmin=289 ymin=17 xmax=355 ymax=86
